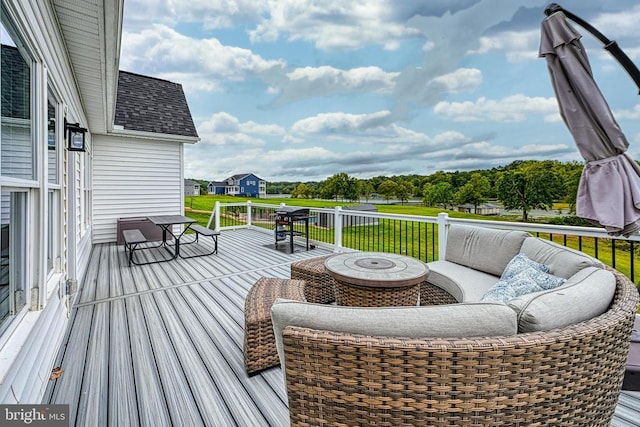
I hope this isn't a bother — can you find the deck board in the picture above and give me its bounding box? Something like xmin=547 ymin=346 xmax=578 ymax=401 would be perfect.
xmin=76 ymin=302 xmax=108 ymax=426
xmin=108 ymin=299 xmax=139 ymax=426
xmin=124 ymin=296 xmax=172 ymax=426
xmin=43 ymin=228 xmax=640 ymax=426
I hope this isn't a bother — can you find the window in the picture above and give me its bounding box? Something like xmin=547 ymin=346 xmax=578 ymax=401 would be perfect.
xmin=47 ymin=100 xmax=58 ymax=184
xmin=46 ymin=96 xmax=62 ymax=278
xmin=0 ymin=191 xmax=27 ymax=330
xmin=80 ymin=152 xmax=92 ymax=235
xmin=1 ymin=17 xmax=35 ymax=181
xmin=1 ymin=11 xmax=37 ymax=332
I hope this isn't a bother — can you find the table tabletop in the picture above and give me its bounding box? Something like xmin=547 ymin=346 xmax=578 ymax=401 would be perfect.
xmin=147 ymin=215 xmax=197 ymax=226
xmin=324 ymin=252 xmax=428 ymax=288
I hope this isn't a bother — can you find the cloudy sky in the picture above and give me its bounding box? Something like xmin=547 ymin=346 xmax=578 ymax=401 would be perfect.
xmin=121 ymin=0 xmax=640 ymax=182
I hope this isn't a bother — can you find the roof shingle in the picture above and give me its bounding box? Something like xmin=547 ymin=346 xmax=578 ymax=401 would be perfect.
xmin=114 ymin=71 xmax=198 ymax=138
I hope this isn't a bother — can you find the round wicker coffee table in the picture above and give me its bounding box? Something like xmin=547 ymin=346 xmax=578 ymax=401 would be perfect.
xmin=324 ymin=252 xmax=429 ymax=307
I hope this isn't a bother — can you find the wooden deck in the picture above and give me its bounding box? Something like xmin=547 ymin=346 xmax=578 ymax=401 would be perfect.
xmin=44 ymin=228 xmax=640 ymax=426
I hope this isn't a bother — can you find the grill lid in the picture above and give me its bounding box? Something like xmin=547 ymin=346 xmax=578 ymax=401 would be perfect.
xmin=275 ymin=207 xmax=310 ymax=217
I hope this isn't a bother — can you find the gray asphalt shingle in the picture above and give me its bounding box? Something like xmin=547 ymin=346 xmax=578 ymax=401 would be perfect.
xmin=114 ymin=71 xmax=198 ymax=138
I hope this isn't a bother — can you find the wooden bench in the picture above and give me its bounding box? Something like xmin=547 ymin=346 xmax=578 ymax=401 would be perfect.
xmin=179 ymin=224 xmax=220 ymax=258
xmin=243 ymin=278 xmax=306 ymax=375
xmin=122 ymin=229 xmax=147 ymax=266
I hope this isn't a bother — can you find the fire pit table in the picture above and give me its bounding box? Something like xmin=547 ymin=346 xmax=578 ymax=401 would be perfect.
xmin=324 ymin=252 xmax=429 ymax=307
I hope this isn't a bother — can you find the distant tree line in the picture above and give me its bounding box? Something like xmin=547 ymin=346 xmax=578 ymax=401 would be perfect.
xmin=190 ymin=160 xmax=586 ymax=221
xmin=283 ymin=160 xmax=584 ymax=221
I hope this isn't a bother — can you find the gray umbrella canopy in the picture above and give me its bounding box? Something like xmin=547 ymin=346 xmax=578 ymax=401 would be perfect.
xmin=539 ymin=11 xmax=640 ymax=237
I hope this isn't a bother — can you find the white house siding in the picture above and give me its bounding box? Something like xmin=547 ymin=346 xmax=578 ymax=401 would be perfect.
xmin=0 ymin=0 xmax=105 ymax=406
xmin=0 ymin=286 xmax=67 ymax=403
xmin=92 ymin=134 xmax=183 ymax=243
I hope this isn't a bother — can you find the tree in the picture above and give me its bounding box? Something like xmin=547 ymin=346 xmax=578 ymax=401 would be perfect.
xmin=359 ymin=179 xmax=375 ymax=202
xmin=422 ymin=183 xmax=434 ymax=206
xmin=455 ymin=173 xmax=490 ymax=213
xmin=561 ymin=163 xmax=583 ymax=213
xmin=343 ymin=175 xmax=361 ymax=202
xmin=424 ymin=182 xmax=456 ymax=209
xmin=291 ymin=183 xmax=312 ymax=199
xmin=377 ymin=180 xmax=398 ymax=203
xmin=395 ymin=181 xmax=415 ymax=205
xmin=320 ymin=173 xmax=359 ymax=201
xmin=496 ymin=164 xmax=564 ymax=221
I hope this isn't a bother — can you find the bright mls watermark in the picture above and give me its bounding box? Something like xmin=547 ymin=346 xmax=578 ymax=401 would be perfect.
xmin=0 ymin=405 xmax=68 ymax=426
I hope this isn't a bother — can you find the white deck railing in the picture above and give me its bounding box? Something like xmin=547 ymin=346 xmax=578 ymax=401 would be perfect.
xmin=212 ymin=201 xmax=640 ymax=282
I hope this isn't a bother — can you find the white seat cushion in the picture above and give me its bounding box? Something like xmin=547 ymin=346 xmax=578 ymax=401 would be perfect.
xmin=271 ymin=299 xmax=518 ymax=369
xmin=426 ymin=260 xmax=499 ymax=302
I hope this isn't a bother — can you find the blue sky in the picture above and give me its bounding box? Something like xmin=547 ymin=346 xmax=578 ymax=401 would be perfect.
xmin=120 ymin=0 xmax=640 ymax=182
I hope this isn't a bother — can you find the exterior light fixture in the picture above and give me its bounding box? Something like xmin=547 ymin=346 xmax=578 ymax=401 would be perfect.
xmin=65 ymin=119 xmax=87 ymax=151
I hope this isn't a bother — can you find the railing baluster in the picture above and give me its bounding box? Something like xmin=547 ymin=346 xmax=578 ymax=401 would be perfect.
xmin=631 ymin=241 xmax=635 ymax=282
xmin=213 ymin=202 xmax=639 ymax=280
xmin=611 ymin=239 xmax=616 ymax=270
xmin=432 ymin=223 xmax=435 ymax=262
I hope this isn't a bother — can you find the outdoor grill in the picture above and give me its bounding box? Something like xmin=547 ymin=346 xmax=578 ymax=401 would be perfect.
xmin=274 ymin=207 xmax=310 ymax=253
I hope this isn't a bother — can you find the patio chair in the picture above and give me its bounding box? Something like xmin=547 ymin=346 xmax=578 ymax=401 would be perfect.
xmin=280 ymin=267 xmax=639 ymax=426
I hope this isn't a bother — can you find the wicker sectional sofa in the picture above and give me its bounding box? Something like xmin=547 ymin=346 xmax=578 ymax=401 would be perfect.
xmin=272 ymin=225 xmax=640 ymax=426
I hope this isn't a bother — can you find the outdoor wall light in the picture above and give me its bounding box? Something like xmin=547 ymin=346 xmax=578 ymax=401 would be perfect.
xmin=65 ymin=119 xmax=87 ymax=152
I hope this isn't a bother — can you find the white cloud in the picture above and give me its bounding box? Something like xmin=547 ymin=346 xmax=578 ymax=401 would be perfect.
xmin=248 ymin=0 xmax=422 ymax=50
xmin=267 ymin=65 xmax=400 ymax=106
xmin=434 ymin=94 xmax=559 ymax=122
xmin=469 ymin=30 xmax=540 ymax=62
xmin=288 ymin=110 xmax=451 ymax=147
xmin=614 ymin=104 xmax=640 ymax=120
xmin=287 ymin=66 xmax=398 ymax=92
xmin=429 ymin=68 xmax=483 ymax=93
xmin=291 ymin=111 xmax=395 ymax=135
xmin=196 ymin=112 xmax=285 ymax=147
xmin=120 ymin=25 xmax=284 ymax=93
xmin=124 ymin=0 xmax=270 ymax=31
xmin=591 ymin=5 xmax=640 ymax=41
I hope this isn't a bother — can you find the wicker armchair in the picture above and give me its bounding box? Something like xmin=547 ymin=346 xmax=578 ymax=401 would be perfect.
xmin=281 ymin=268 xmax=639 ymax=426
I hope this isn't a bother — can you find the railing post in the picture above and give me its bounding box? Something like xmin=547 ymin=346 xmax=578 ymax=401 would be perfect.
xmin=438 ymin=212 xmax=449 ymax=260
xmin=334 ymin=206 xmax=343 ymax=252
xmin=214 ymin=201 xmax=221 ymax=232
xmin=247 ymin=200 xmax=252 ymax=228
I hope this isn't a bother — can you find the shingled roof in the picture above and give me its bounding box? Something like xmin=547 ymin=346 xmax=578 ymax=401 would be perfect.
xmin=114 ymin=71 xmax=198 ymax=138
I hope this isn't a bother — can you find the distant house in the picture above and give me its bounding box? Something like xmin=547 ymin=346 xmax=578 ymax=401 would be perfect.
xmin=458 ymin=203 xmax=500 ymax=215
xmin=208 ymin=173 xmax=266 ymax=198
xmin=185 ymin=179 xmax=200 ymax=196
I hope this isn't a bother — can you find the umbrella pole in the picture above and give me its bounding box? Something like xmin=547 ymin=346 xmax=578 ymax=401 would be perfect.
xmin=544 ymin=3 xmax=640 ymax=94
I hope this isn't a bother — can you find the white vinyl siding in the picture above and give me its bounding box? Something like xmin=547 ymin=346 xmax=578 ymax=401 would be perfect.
xmin=92 ymin=135 xmax=183 ymax=243
xmin=0 ymin=285 xmax=67 ymax=403
xmin=0 ymin=0 xmax=94 ymax=405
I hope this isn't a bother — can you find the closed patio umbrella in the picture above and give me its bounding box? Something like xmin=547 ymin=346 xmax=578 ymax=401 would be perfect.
xmin=539 ymin=7 xmax=640 ymax=237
